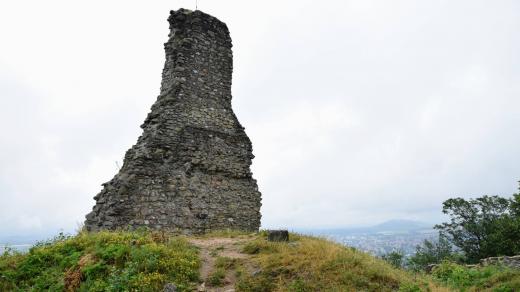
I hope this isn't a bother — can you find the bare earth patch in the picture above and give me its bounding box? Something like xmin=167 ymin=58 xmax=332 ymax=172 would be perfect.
xmin=189 ymin=237 xmax=253 ymax=292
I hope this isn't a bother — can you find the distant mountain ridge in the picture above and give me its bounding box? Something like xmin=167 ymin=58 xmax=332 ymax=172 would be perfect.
xmin=370 ymin=219 xmax=432 ymax=232
xmin=296 ymin=219 xmax=434 ymax=235
xmin=0 ymin=234 xmax=49 ymax=245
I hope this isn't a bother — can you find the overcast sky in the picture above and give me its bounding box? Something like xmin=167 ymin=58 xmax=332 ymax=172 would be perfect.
xmin=1 ymin=0 xmax=519 ymax=237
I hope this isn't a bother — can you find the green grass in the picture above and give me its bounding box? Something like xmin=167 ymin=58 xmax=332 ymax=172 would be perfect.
xmin=0 ymin=230 xmax=200 ymax=291
xmin=235 ymin=233 xmax=431 ymax=292
xmin=2 ymin=230 xmax=519 ymax=291
xmin=214 ymin=256 xmax=237 ymax=270
xmin=208 ymin=267 xmax=226 ymax=286
xmin=207 ymin=256 xmax=238 ymax=287
xmin=431 ymin=261 xmax=520 ymax=291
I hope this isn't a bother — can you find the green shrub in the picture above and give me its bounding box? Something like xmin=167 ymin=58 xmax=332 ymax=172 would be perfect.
xmin=398 ymin=282 xmax=422 ymax=292
xmin=382 ymin=250 xmax=405 ymax=268
xmin=408 ymin=235 xmax=462 ymax=271
xmin=0 ymin=231 xmax=200 ymax=291
xmin=436 ymin=191 xmax=520 ymax=263
xmin=288 ymin=278 xmax=312 ymax=291
xmin=214 ymin=256 xmax=236 ymax=270
xmin=208 ymin=267 xmax=226 ymax=286
xmin=432 ymin=260 xmax=520 ymax=291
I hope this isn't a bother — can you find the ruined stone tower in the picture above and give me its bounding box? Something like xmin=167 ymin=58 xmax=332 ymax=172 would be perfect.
xmin=85 ymin=9 xmax=262 ymax=233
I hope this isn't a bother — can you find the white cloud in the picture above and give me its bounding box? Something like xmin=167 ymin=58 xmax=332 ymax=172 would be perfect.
xmin=0 ymin=0 xmax=519 ymax=236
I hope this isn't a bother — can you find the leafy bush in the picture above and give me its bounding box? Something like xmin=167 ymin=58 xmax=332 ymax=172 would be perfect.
xmin=0 ymin=230 xmax=200 ymax=291
xmin=208 ymin=268 xmax=226 ymax=286
xmin=436 ymin=190 xmax=520 ymax=263
xmin=408 ymin=235 xmax=463 ymax=271
xmin=382 ymin=250 xmax=405 ymax=268
xmin=431 ymin=260 xmax=520 ymax=291
xmin=397 ymin=282 xmax=422 ymax=292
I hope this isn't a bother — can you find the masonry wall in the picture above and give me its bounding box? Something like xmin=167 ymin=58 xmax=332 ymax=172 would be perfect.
xmin=85 ymin=9 xmax=262 ymax=233
xmin=480 ymin=255 xmax=520 ymax=269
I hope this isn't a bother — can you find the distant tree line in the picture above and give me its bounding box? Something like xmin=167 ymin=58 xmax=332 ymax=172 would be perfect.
xmin=383 ymin=181 xmax=520 ymax=270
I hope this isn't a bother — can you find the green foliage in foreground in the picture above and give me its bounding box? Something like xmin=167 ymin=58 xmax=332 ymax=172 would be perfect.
xmin=382 ymin=250 xmax=405 ymax=269
xmin=3 ymin=230 xmax=520 ymax=292
xmin=405 ymin=182 xmax=520 ymax=271
xmin=431 ymin=261 xmax=520 ymax=291
xmin=436 ymin=191 xmax=520 ymax=263
xmin=0 ymin=231 xmax=199 ymax=291
xmin=408 ymin=235 xmax=463 ymax=271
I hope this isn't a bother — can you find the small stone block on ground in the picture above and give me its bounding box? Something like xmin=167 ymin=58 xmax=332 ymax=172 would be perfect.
xmin=267 ymin=230 xmax=289 ymax=242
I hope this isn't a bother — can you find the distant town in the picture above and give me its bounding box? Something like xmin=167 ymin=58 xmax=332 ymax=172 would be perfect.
xmin=298 ymin=219 xmax=438 ymax=256
xmin=1 ymin=220 xmax=438 ymax=256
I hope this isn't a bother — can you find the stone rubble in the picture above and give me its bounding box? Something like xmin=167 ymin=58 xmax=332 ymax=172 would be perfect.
xmin=480 ymin=255 xmax=520 ymax=269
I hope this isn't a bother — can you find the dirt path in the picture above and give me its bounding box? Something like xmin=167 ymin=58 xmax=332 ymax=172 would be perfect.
xmin=189 ymin=237 xmax=252 ymax=292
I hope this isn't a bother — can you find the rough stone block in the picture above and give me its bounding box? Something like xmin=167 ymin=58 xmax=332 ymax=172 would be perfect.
xmin=163 ymin=283 xmax=177 ymax=292
xmin=267 ymin=230 xmax=289 ymax=242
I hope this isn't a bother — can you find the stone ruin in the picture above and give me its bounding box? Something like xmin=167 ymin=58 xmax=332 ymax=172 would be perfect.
xmin=480 ymin=255 xmax=520 ymax=269
xmin=85 ymin=9 xmax=262 ymax=233
xmin=427 ymin=255 xmax=520 ymax=272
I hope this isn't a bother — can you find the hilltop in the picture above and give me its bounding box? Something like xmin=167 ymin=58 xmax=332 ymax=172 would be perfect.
xmin=1 ymin=230 xmax=519 ymax=291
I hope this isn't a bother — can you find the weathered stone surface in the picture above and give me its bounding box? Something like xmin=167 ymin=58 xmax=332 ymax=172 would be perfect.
xmin=267 ymin=230 xmax=289 ymax=242
xmin=427 ymin=255 xmax=520 ymax=273
xmin=84 ymin=9 xmax=261 ymax=233
xmin=480 ymin=255 xmax=520 ymax=269
xmin=163 ymin=283 xmax=177 ymax=292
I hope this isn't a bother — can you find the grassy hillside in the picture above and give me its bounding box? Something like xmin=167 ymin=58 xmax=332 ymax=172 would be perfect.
xmin=0 ymin=231 xmax=199 ymax=291
xmin=234 ymin=233 xmax=427 ymax=291
xmin=1 ymin=230 xmax=519 ymax=291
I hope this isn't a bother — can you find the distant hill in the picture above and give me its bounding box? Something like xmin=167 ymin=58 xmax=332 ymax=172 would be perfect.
xmin=0 ymin=234 xmax=48 ymax=245
xmin=297 ymin=219 xmax=434 ymax=236
xmin=370 ymin=219 xmax=432 ymax=233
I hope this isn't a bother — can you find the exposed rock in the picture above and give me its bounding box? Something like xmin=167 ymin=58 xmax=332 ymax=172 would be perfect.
xmin=267 ymin=230 xmax=289 ymax=242
xmin=427 ymin=255 xmax=520 ymax=273
xmin=425 ymin=264 xmax=437 ymax=273
xmin=85 ymin=9 xmax=261 ymax=233
xmin=163 ymin=283 xmax=177 ymax=292
xmin=480 ymin=255 xmax=520 ymax=269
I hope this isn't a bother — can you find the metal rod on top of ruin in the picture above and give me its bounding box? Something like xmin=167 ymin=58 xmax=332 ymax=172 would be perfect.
xmin=196 ymin=0 xmax=198 ymax=11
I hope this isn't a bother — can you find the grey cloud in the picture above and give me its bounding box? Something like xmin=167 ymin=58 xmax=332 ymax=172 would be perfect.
xmin=0 ymin=0 xmax=519 ymax=235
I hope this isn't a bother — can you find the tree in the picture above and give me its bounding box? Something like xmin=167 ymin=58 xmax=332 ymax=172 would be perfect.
xmin=435 ymin=185 xmax=520 ymax=263
xmin=408 ymin=235 xmax=461 ymax=271
xmin=382 ymin=250 xmax=405 ymax=268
